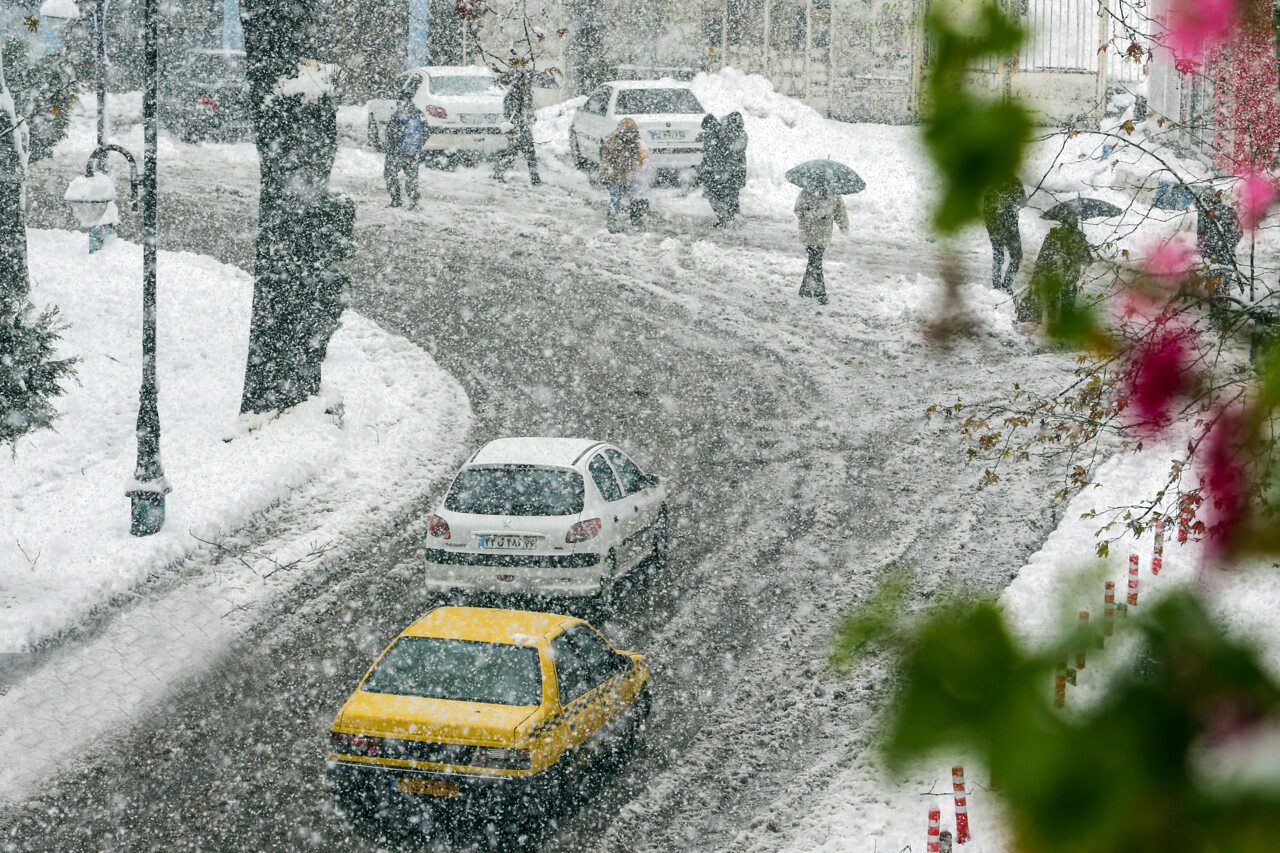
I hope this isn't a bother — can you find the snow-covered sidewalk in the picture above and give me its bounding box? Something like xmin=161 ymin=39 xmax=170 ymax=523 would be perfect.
xmin=2 ymin=229 xmax=471 ymax=654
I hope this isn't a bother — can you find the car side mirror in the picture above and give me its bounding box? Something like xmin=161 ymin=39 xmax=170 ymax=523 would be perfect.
xmin=615 ymin=652 xmax=634 ymax=673
xmin=643 ymin=473 xmax=660 ymax=488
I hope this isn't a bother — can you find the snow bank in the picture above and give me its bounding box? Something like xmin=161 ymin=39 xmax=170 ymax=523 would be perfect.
xmin=0 ymin=229 xmax=471 ymax=653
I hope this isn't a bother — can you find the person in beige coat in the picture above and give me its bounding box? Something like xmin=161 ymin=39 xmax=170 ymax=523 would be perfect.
xmin=599 ymin=118 xmax=649 ymax=232
xmin=794 ymin=188 xmax=849 ymax=304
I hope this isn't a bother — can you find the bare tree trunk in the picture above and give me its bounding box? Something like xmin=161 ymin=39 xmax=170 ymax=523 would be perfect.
xmin=239 ymin=0 xmax=354 ymax=416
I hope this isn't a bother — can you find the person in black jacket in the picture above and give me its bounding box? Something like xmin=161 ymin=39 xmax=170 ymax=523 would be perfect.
xmin=983 ymin=179 xmax=1026 ymax=292
xmin=492 ymin=70 xmax=540 ymax=185
xmin=696 ymin=114 xmax=731 ymax=226
xmin=1196 ymin=189 xmax=1242 ymax=292
xmin=720 ymin=111 xmax=748 ymax=220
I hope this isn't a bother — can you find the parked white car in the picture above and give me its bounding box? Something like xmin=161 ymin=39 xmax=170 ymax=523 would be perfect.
xmin=423 ymin=437 xmax=669 ymax=600
xmin=568 ymin=80 xmax=707 ymax=176
xmin=366 ymin=66 xmax=506 ymax=158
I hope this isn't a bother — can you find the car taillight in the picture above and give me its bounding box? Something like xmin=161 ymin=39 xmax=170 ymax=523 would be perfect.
xmin=429 ymin=514 xmax=451 ymax=539
xmin=330 ymin=731 xmax=383 ymax=757
xmin=566 ymin=518 xmax=602 ymax=543
xmin=196 ymin=96 xmax=217 ymax=110
xmin=425 ymin=105 xmax=447 ymax=119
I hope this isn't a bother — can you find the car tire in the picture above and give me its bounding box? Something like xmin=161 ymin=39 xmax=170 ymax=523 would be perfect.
xmin=593 ymin=550 xmax=618 ymax=611
xmin=367 ymin=113 xmax=382 ymax=152
xmin=651 ymin=506 xmax=669 ymax=570
xmin=569 ymin=130 xmax=591 ymax=171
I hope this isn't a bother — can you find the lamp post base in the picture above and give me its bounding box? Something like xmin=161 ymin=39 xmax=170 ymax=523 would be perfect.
xmin=127 ymin=489 xmax=166 ymax=536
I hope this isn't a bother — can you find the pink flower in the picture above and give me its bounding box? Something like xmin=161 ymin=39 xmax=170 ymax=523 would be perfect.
xmin=1167 ymin=0 xmax=1238 ymax=61
xmin=1199 ymin=406 xmax=1250 ymax=556
xmin=1237 ymin=171 xmax=1278 ymax=230
xmin=1125 ymin=325 xmax=1194 ymax=433
xmin=1145 ymin=239 xmax=1195 ymax=285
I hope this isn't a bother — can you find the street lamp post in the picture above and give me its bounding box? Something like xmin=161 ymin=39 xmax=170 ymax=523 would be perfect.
xmin=95 ymin=0 xmax=106 ymax=147
xmin=126 ymin=0 xmax=167 ymax=536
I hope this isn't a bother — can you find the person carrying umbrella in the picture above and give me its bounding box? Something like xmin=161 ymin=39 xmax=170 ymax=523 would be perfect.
xmin=1021 ymin=198 xmax=1117 ymax=323
xmin=983 ymin=178 xmax=1027 ymax=292
xmin=600 ymin=118 xmax=649 ymax=233
xmin=787 ymin=160 xmax=863 ymax=304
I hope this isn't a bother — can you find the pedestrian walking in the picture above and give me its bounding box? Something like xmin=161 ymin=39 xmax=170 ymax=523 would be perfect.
xmin=599 ymin=118 xmax=649 ymax=233
xmin=1022 ymin=214 xmax=1091 ymax=323
xmin=492 ymin=70 xmax=541 ymax=185
xmin=983 ymin=178 xmax=1026 ymax=292
xmin=696 ymin=114 xmax=732 ymax=226
xmin=1196 ymin=188 xmax=1242 ymax=292
xmin=383 ymin=95 xmax=425 ymax=209
xmin=721 ymin=111 xmax=748 ymax=221
xmin=794 ymin=187 xmax=849 ymax=305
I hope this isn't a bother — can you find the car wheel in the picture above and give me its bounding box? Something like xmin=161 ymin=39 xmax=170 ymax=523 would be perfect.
xmin=651 ymin=506 xmax=669 ymax=570
xmin=367 ymin=113 xmax=382 ymax=152
xmin=593 ymin=550 xmax=618 ymax=611
xmin=569 ymin=130 xmax=590 ymax=171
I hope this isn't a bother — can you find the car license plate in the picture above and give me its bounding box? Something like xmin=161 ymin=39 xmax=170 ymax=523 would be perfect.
xmin=394 ymin=777 xmax=459 ymax=797
xmin=460 ymin=113 xmax=496 ymax=124
xmin=478 ymin=535 xmax=538 ymax=550
xmin=650 ymin=130 xmax=682 ymax=141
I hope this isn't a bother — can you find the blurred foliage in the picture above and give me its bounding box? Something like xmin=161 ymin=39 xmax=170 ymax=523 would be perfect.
xmin=921 ymin=2 xmax=1032 ymax=233
xmin=2 ymin=37 xmax=77 ymax=164
xmin=833 ymin=585 xmax=1280 ymax=852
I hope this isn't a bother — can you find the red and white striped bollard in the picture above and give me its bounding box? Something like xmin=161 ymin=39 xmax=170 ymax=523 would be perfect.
xmin=1076 ymin=611 xmax=1089 ymax=670
xmin=1127 ymin=553 xmax=1140 ymax=607
xmin=952 ymin=765 xmax=971 ymax=844
xmin=1178 ymin=505 xmax=1191 ymax=543
xmin=1152 ymin=520 xmax=1165 ymax=575
xmin=1103 ymin=581 xmax=1115 ymax=636
xmin=928 ymin=801 xmax=941 ymax=853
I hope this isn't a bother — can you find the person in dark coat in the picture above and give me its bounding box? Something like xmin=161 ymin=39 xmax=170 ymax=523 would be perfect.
xmin=1196 ymin=189 xmax=1242 ymax=292
xmin=721 ymin=111 xmax=748 ymax=220
xmin=1021 ymin=213 xmax=1090 ymax=323
xmin=983 ymin=179 xmax=1027 ymax=292
xmin=384 ymin=95 xmax=425 ymax=209
xmin=696 ymin=114 xmax=731 ymax=226
xmin=492 ymin=70 xmax=540 ymax=185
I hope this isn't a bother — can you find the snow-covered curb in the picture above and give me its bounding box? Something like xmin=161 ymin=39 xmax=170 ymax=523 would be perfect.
xmin=1 ymin=229 xmax=471 ymax=654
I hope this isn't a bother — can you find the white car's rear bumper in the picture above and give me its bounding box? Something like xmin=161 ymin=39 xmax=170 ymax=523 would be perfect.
xmin=424 ymin=548 xmax=604 ymax=597
xmin=644 ymin=147 xmax=703 ymax=170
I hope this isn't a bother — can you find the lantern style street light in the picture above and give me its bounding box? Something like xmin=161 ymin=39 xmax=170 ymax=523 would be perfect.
xmin=64 ymin=144 xmax=137 ymax=252
xmin=37 ymin=0 xmax=80 ymax=51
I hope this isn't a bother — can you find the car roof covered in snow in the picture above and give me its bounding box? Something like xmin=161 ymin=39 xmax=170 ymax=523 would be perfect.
xmin=605 ymin=79 xmax=693 ymax=90
xmin=403 ymin=606 xmax=579 ymax=644
xmin=468 ymin=436 xmax=604 ymax=468
xmin=406 ymin=65 xmax=496 ymax=77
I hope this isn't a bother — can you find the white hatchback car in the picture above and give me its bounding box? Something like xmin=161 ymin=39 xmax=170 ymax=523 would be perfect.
xmin=568 ymin=80 xmax=706 ymax=175
xmin=366 ymin=65 xmax=506 ymax=158
xmin=424 ymin=437 xmax=669 ymax=599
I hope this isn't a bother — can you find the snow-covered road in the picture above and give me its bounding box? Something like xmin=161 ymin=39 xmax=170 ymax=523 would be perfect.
xmin=4 ymin=117 xmax=1075 ymax=851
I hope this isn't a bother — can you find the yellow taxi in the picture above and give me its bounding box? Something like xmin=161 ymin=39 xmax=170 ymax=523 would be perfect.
xmin=325 ymin=606 xmax=651 ymax=819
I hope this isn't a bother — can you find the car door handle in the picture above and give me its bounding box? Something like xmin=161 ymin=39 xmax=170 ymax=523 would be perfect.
xmin=613 ymin=516 xmax=619 ymax=523
xmin=633 ymin=506 xmax=639 ymax=513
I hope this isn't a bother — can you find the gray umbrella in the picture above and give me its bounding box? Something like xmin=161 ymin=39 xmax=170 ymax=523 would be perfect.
xmin=1042 ymin=197 xmax=1123 ymax=222
xmin=786 ymin=160 xmax=866 ymax=196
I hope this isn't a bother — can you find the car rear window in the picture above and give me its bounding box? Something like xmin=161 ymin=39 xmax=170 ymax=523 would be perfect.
xmin=430 ymin=75 xmax=498 ymax=96
xmin=445 ymin=466 xmax=584 ymax=516
xmin=614 ymin=88 xmax=702 ymax=115
xmin=363 ymin=637 xmax=542 ymax=706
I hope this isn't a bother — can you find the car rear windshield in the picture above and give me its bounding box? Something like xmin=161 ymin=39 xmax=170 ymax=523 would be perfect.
xmin=614 ymin=88 xmax=702 ymax=115
xmin=445 ymin=466 xmax=584 ymax=516
xmin=430 ymin=75 xmax=497 ymax=96
xmin=363 ymin=637 xmax=542 ymax=706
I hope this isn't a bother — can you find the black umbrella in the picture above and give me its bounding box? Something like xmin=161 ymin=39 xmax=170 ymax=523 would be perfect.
xmin=786 ymin=160 xmax=866 ymax=196
xmin=1042 ymin=197 xmax=1123 ymax=222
